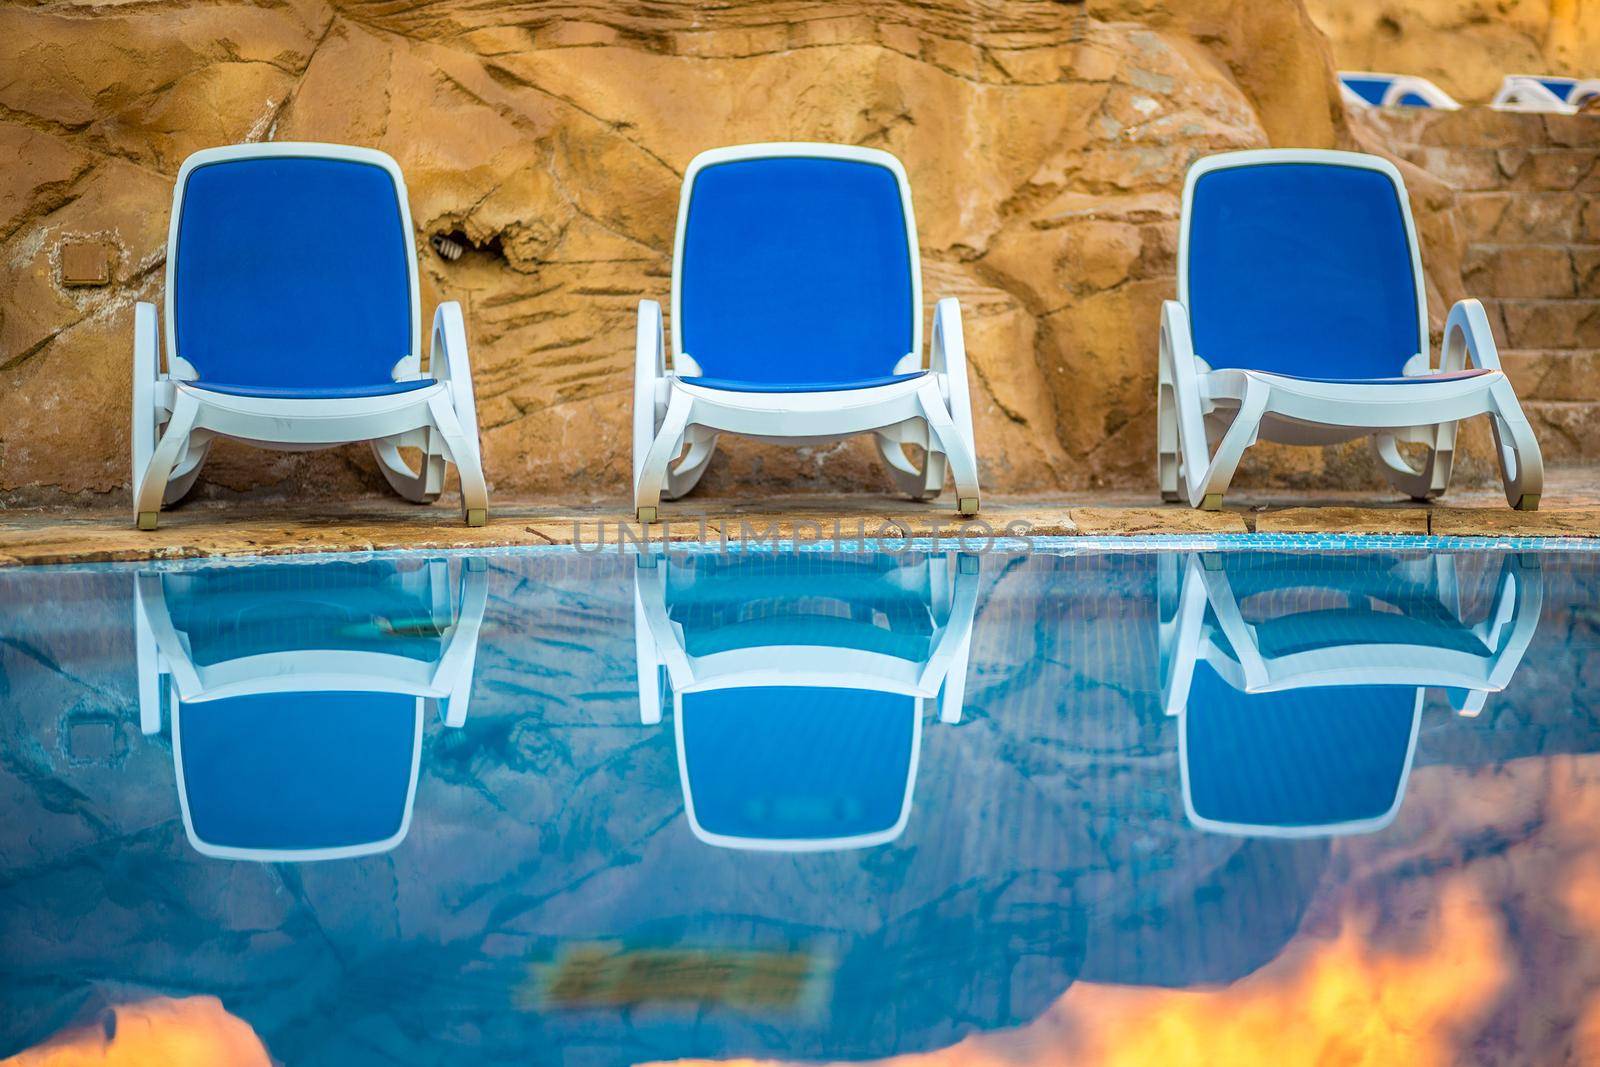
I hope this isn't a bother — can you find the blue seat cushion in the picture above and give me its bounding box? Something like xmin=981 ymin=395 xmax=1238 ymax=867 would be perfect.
xmin=179 ymin=691 xmax=417 ymax=852
xmin=1340 ymin=76 xmax=1394 ymax=106
xmin=1395 ymin=91 xmax=1433 ymax=108
xmin=680 ymin=687 xmax=915 ymax=842
xmin=175 ymin=155 xmax=413 ymax=392
xmin=1184 ymin=665 xmax=1416 ymax=830
xmin=190 ymin=379 xmax=434 ymax=400
xmin=1188 ymin=161 xmax=1422 ymax=381
xmin=679 ymin=156 xmax=916 ymax=391
xmin=679 ymin=371 xmax=924 ymax=393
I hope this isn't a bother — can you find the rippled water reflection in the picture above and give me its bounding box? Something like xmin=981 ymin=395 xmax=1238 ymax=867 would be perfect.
xmin=1 ymin=544 xmax=1597 ymax=1065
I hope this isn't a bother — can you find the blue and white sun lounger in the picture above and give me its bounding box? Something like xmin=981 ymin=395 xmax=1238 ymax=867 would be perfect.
xmin=632 ymin=143 xmax=980 ymax=522
xmin=1158 ymin=551 xmax=1543 ymax=837
xmin=1338 ymin=71 xmax=1460 ymax=110
xmin=134 ymin=557 xmax=488 ymax=861
xmin=133 ymin=143 xmax=489 ymax=529
xmin=1492 ymin=74 xmax=1600 ymax=113
xmin=633 ymin=553 xmax=979 ymax=851
xmin=1157 ymin=149 xmax=1544 ymax=510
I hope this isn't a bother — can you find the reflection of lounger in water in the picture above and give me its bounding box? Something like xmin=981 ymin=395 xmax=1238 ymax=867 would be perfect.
xmin=634 ymin=553 xmax=979 ymax=850
xmin=133 ymin=557 xmax=488 ymax=861
xmin=678 ymin=687 xmax=920 ymax=850
xmin=1160 ymin=551 xmax=1543 ymax=836
xmin=1181 ymin=667 xmax=1420 ymax=837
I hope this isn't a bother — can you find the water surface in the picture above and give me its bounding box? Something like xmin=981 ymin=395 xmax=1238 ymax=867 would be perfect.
xmin=1 ymin=543 xmax=1597 ymax=1065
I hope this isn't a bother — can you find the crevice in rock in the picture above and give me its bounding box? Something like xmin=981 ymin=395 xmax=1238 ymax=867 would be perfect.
xmin=429 ymin=228 xmax=508 ymax=267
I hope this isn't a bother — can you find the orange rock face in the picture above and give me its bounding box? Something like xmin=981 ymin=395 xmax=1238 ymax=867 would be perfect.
xmin=7 ymin=0 xmax=1563 ymax=507
xmin=1307 ymin=0 xmax=1600 ymax=105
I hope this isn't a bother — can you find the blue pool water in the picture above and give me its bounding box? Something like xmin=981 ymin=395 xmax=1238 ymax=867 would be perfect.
xmin=2 ymin=540 xmax=1599 ymax=1064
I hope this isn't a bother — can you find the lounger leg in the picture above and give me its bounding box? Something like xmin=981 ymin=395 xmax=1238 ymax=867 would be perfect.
xmin=665 ymin=428 xmax=718 ymax=499
xmin=874 ymin=430 xmax=944 ymax=502
xmin=1487 ymin=377 xmax=1545 ymax=510
xmin=426 ymin=393 xmax=490 ymax=526
xmin=918 ymin=382 xmax=980 ymax=515
xmin=164 ymin=440 xmax=211 ymax=505
xmin=1372 ymin=433 xmax=1448 ymax=501
xmin=133 ymin=392 xmax=201 ymax=529
xmin=1440 ymin=299 xmax=1543 ymax=510
xmin=929 ymin=298 xmax=979 ymax=514
xmin=1160 ymin=302 xmax=1221 ymax=509
xmin=635 ymin=389 xmax=692 ymax=524
xmin=1157 ymin=344 xmax=1182 ymax=502
xmin=1191 ymin=378 xmax=1268 ymax=510
xmin=372 ymin=435 xmax=445 ymax=504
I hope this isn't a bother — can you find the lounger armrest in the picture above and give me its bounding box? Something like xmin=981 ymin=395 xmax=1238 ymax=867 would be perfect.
xmin=428 ymin=300 xmax=482 ymax=449
xmin=1440 ymin=298 xmax=1504 ymax=374
xmin=637 ymin=299 xmax=665 ymax=376
xmin=929 ymin=297 xmax=962 ymax=377
xmin=1160 ymin=300 xmax=1194 ymax=356
xmin=930 ymin=297 xmax=974 ymax=420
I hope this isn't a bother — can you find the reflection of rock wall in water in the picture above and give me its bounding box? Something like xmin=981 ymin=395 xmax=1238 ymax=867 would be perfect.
xmin=2 ymin=551 xmax=1598 ymax=1063
xmin=2 ymin=0 xmax=1362 ymax=504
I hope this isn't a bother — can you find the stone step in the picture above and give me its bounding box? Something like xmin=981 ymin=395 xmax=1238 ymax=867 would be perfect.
xmin=1463 ymin=244 xmax=1600 ymax=299
xmin=1482 ymin=298 xmax=1600 ymax=350
xmin=1459 ymin=192 xmax=1600 ymax=244
xmin=1365 ymin=108 xmax=1600 ymax=150
xmin=1393 ymin=144 xmax=1600 ymax=193
xmin=1501 ymin=349 xmax=1600 ymax=401
xmin=1524 ymin=400 xmax=1600 ymax=462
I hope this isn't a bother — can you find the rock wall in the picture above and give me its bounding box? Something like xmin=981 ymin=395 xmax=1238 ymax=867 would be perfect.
xmin=1307 ymin=0 xmax=1600 ymax=105
xmin=0 ymin=0 xmax=1368 ymax=506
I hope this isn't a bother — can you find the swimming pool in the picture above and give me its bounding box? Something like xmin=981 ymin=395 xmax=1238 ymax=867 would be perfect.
xmin=2 ymin=539 xmax=1597 ymax=1064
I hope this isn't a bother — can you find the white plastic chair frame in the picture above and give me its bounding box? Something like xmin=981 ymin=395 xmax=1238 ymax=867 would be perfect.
xmin=132 ymin=143 xmax=489 ymax=530
xmin=632 ymin=552 xmax=981 ymax=852
xmin=1492 ymin=75 xmax=1600 ymax=114
xmin=633 ymin=143 xmax=980 ymax=523
xmin=1157 ymin=149 xmax=1545 ymax=511
xmin=133 ymin=558 xmax=489 ymax=861
xmin=1338 ymin=71 xmax=1461 ymax=110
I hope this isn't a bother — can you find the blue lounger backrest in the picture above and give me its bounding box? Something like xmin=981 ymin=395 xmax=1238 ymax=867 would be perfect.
xmin=1539 ymin=77 xmax=1578 ymax=101
xmin=678 ymin=155 xmax=915 ymax=389
xmin=680 ymin=687 xmax=914 ymax=843
xmin=1186 ymin=159 xmax=1422 ymax=380
xmin=1339 ymin=75 xmax=1393 ymax=106
xmin=173 ymin=154 xmax=413 ymax=391
xmin=1184 ymin=667 xmax=1416 ymax=832
xmin=179 ymin=691 xmax=417 ymax=853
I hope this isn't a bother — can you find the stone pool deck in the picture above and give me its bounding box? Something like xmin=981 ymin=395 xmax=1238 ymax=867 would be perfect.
xmin=2 ymin=469 xmax=1598 ymax=566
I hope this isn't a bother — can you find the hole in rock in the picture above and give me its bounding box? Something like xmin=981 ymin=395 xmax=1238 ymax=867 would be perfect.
xmin=430 ymin=229 xmax=506 ymax=265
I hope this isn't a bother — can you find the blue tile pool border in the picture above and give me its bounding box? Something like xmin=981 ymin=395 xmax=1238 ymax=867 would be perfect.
xmin=16 ymin=531 xmax=1600 ymax=575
